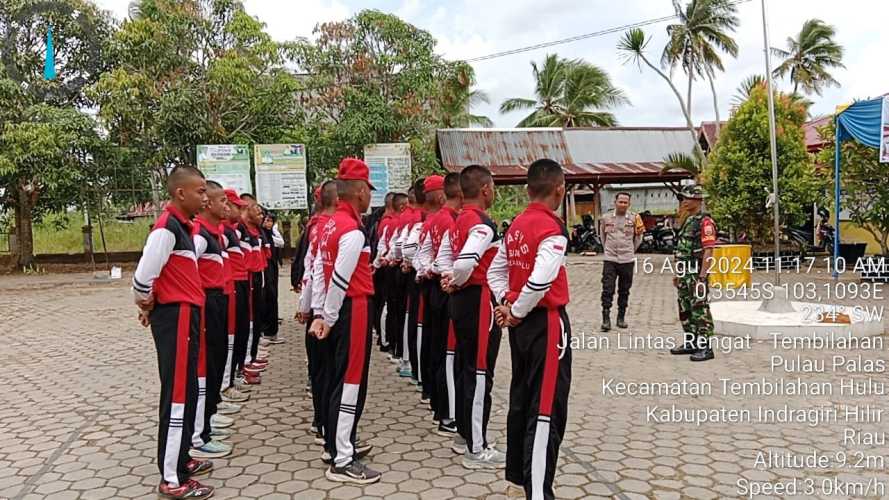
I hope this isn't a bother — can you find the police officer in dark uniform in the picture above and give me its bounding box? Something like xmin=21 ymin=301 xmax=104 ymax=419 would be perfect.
xmin=669 ymin=185 xmax=718 ymax=362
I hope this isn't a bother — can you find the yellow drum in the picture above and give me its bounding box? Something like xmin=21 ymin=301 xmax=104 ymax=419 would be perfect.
xmin=708 ymin=244 xmax=752 ymax=289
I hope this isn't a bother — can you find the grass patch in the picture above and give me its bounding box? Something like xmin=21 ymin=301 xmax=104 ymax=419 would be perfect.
xmin=33 ymin=213 xmax=151 ymax=254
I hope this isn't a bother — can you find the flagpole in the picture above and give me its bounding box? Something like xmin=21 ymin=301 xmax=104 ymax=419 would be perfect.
xmin=759 ymin=0 xmax=794 ymax=312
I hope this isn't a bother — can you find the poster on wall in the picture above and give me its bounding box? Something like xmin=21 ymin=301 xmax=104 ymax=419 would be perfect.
xmin=880 ymin=96 xmax=889 ymax=163
xmin=254 ymin=144 xmax=308 ymax=209
xmin=197 ymin=145 xmax=252 ymax=195
xmin=364 ymin=143 xmax=411 ymax=207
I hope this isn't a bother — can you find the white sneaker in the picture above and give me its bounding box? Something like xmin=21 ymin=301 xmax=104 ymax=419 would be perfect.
xmin=451 ymin=435 xmax=467 ymax=455
xmin=220 ymin=388 xmax=249 ymax=403
xmin=210 ymin=414 xmax=234 ymax=428
xmin=217 ymin=401 xmax=241 ymax=414
xmin=210 ymin=427 xmax=234 ymax=438
xmin=189 ymin=439 xmax=232 ymax=459
xmin=462 ymin=447 xmax=506 ymax=469
xmin=506 ymin=483 xmax=525 ymax=498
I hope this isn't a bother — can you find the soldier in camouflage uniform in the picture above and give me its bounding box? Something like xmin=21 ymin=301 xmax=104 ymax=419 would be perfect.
xmin=668 ymin=185 xmax=717 ymax=362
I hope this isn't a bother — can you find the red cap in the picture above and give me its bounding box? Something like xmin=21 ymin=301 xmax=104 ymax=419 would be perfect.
xmin=423 ymin=175 xmax=444 ymax=194
xmin=224 ymin=189 xmax=247 ymax=207
xmin=313 ymin=186 xmax=322 ymax=202
xmin=337 ymin=158 xmax=376 ymax=190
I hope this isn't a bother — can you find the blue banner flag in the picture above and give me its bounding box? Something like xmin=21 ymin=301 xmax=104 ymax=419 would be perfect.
xmin=44 ymin=25 xmax=56 ymax=80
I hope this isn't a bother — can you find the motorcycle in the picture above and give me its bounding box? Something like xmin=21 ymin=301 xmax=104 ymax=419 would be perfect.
xmin=784 ymin=207 xmax=835 ymax=257
xmin=639 ymin=221 xmax=675 ymax=253
xmin=570 ymin=214 xmax=603 ymax=254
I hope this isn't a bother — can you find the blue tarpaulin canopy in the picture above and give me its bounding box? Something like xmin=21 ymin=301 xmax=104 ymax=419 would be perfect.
xmin=833 ymin=97 xmax=885 ymax=267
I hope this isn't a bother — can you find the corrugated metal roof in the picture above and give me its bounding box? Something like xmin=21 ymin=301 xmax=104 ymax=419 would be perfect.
xmin=436 ymin=127 xmax=696 ymax=184
xmin=562 ymin=128 xmax=696 ymax=163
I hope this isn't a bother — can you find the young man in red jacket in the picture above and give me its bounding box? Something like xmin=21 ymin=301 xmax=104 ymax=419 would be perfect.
xmin=309 ymin=158 xmax=381 ymax=484
xmin=189 ymin=181 xmax=235 ymax=460
xmin=371 ymin=192 xmax=395 ymax=352
xmin=488 ymin=159 xmax=572 ymax=500
xmin=298 ymin=180 xmax=338 ymax=448
xmin=219 ymin=191 xmax=249 ymax=409
xmin=133 ymin=166 xmax=214 ymax=499
xmin=375 ymin=192 xmax=408 ymax=360
xmin=414 ymin=174 xmax=461 ymax=433
xmin=240 ymin=193 xmax=269 ymax=375
xmin=443 ymin=165 xmax=505 ymax=470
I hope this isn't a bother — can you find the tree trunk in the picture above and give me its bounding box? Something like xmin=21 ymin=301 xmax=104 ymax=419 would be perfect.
xmin=14 ymin=185 xmax=36 ymax=269
xmin=708 ymin=72 xmax=721 ymax=139
xmin=686 ymin=73 xmax=693 ymax=119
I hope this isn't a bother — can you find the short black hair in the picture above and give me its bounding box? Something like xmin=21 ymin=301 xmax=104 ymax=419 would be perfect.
xmin=320 ymin=180 xmax=338 ymax=208
xmin=393 ymin=192 xmax=408 ymax=204
xmin=166 ymin=166 xmax=204 ymax=195
xmin=444 ymin=173 xmax=461 ymax=199
xmin=240 ymin=193 xmax=256 ymax=201
xmin=413 ymin=178 xmax=427 ymax=205
xmin=206 ymin=180 xmax=223 ymax=191
xmin=384 ymin=192 xmax=395 ymax=208
xmin=336 ymin=179 xmax=364 ymax=200
xmin=615 ymin=192 xmax=631 ymax=201
xmin=460 ymin=165 xmax=492 ymax=198
xmin=527 ymin=159 xmax=565 ymax=198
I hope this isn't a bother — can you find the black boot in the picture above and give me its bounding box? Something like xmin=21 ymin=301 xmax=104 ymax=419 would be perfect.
xmin=690 ymin=336 xmax=715 ymax=361
xmin=616 ymin=308 xmax=628 ymax=329
xmin=670 ymin=332 xmax=698 ymax=355
xmin=601 ymin=308 xmax=611 ymax=332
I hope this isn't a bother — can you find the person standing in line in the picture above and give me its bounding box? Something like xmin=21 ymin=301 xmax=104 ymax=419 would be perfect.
xmin=133 ymin=166 xmax=214 ymax=500
xmin=378 ymin=193 xmax=408 ymax=361
xmin=416 ymin=173 xmax=462 ymax=436
xmin=372 ymin=193 xmax=395 ymax=359
xmin=488 ymin=159 xmax=572 ymax=500
xmin=261 ymin=211 xmax=285 ymax=344
xmin=404 ymin=176 xmax=445 ymax=404
xmin=443 ymin=165 xmax=505 ymax=470
xmin=599 ymin=192 xmax=643 ymax=332
xmin=189 ymin=180 xmax=235 ymax=460
xmin=219 ymin=193 xmax=249 ymax=408
xmin=239 ymin=194 xmax=269 ymax=375
xmin=297 ymin=181 xmax=339 ymax=449
xmin=400 ymin=178 xmax=431 ymax=391
xmin=309 ymin=158 xmax=381 ymax=484
xmin=228 ymin=191 xmax=260 ymax=388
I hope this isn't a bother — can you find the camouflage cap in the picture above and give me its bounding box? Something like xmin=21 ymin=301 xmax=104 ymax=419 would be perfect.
xmin=677 ymin=184 xmax=707 ymax=200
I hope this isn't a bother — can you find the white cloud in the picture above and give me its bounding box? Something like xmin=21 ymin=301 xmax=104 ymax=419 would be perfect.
xmin=89 ymin=0 xmax=889 ymax=127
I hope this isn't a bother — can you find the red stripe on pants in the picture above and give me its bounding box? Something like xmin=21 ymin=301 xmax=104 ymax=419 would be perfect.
xmin=197 ymin=306 xmax=206 ymax=377
xmin=418 ymin=293 xmax=425 ymax=320
xmin=447 ymin=320 xmax=456 ymax=350
xmin=173 ymin=304 xmax=191 ymax=403
xmin=538 ymin=308 xmax=560 ymax=416
xmin=344 ymin=297 xmax=368 ymax=385
xmin=476 ymin=285 xmax=492 ymax=370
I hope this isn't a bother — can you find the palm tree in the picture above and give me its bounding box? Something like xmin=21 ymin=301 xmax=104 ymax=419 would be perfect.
xmin=499 ymin=54 xmax=627 ymax=128
xmin=438 ymin=63 xmax=493 ymax=128
xmin=731 ymin=74 xmax=765 ymax=108
xmin=618 ymin=28 xmax=705 ymax=159
xmin=662 ymin=0 xmax=739 ymax=138
xmin=771 ymin=19 xmax=844 ymax=96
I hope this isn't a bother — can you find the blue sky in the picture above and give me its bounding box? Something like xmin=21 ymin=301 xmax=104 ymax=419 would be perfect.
xmin=96 ymin=0 xmax=888 ymax=128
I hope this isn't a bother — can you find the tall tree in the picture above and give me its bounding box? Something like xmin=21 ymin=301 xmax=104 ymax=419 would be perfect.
xmin=500 ymin=54 xmax=627 ymax=128
xmin=662 ymin=0 xmax=739 ymax=138
xmin=293 ymin=10 xmax=461 ymax=178
xmin=0 ymin=0 xmax=114 ymax=268
xmin=437 ymin=62 xmax=493 ymax=128
xmin=89 ymin=0 xmax=302 ymax=195
xmin=618 ymin=28 xmax=705 ymax=161
xmin=771 ymin=19 xmax=844 ymax=96
xmin=703 ymin=85 xmax=826 ymax=243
